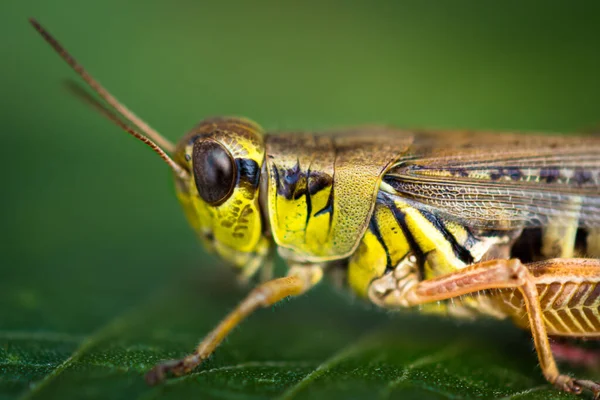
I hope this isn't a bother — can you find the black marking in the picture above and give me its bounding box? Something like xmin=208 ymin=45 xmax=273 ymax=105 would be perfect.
xmin=236 ymin=158 xmax=261 ymax=189
xmin=418 ymin=209 xmax=474 ymax=264
xmin=327 ymin=147 xmax=337 ymax=231
xmin=380 ymin=192 xmax=425 ymax=278
xmin=274 ymin=163 xmax=295 ymax=199
xmin=575 ymin=228 xmax=589 ymax=256
xmin=312 ymin=172 xmax=336 ymax=234
xmin=187 ymin=134 xmax=202 ymax=145
xmin=309 ymin=169 xmax=334 ymax=234
xmin=511 ymin=228 xmax=542 ymax=263
xmin=382 ymin=175 xmax=401 ymax=191
xmin=474 ymin=228 xmax=516 ymax=238
xmin=305 ymin=164 xmax=313 ymax=228
xmin=285 ymin=160 xmax=302 ymax=185
xmin=489 ymin=167 xmax=523 ymax=181
xmin=272 ymin=164 xmax=282 ymax=202
xmin=275 ymin=161 xmax=304 ymax=200
xmin=455 ymin=168 xmax=470 ymax=177
xmin=402 ymin=164 xmax=528 ymax=181
xmin=314 ymin=185 xmax=333 ymax=219
xmin=506 ymin=168 xmax=522 ymax=181
xmin=314 ymin=201 xmax=333 ymax=217
xmin=540 ymin=167 xmax=561 ymax=184
xmin=272 ymin=160 xmax=334 ymax=230
xmin=369 ymin=216 xmax=392 ymax=271
xmin=507 ymin=168 xmax=522 ymax=181
xmin=308 ymin=171 xmax=333 ymax=195
xmin=573 ymin=167 xmax=594 ymax=185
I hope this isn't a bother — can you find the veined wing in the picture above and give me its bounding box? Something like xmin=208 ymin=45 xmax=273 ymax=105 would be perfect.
xmin=382 ymin=130 xmax=600 ymax=229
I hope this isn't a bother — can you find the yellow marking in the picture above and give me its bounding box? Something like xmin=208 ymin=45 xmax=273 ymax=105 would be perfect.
xmin=348 ymin=205 xmax=411 ymax=297
xmin=505 ymin=290 xmax=520 ymax=312
xmin=573 ymin=285 xmax=597 ymax=331
xmin=376 ymin=206 xmax=411 ymax=263
xmin=174 ymin=118 xmax=269 ymax=269
xmin=544 ymin=311 xmax=564 ymax=334
xmin=594 ymin=308 xmax=600 ymax=330
xmin=541 ymin=197 xmax=581 ymax=258
xmin=274 ymin=192 xmax=309 ymax=240
xmin=443 ymin=221 xmax=469 ymax=247
xmin=304 ymin=186 xmax=333 ymax=247
xmin=347 ymin=231 xmax=387 ymax=297
xmin=379 ymin=180 xmax=396 ymax=194
xmin=564 ymin=308 xmax=586 ymax=334
xmin=542 ymin=283 xmax=573 ymax=335
xmin=552 ymin=310 xmax=574 ymax=335
xmin=587 ymin=229 xmax=600 ymax=257
xmin=542 ymin=314 xmax=559 ymax=335
xmin=349 ymin=197 xmax=473 ymax=298
xmin=400 ymin=205 xmax=466 ymax=277
xmin=420 ymin=302 xmax=449 ymax=316
xmin=584 ymin=308 xmax=600 ymax=332
xmin=537 ymin=285 xmax=549 ymax=309
xmin=575 ymin=308 xmax=596 ymax=333
xmin=578 ymin=308 xmax=596 ymax=332
xmin=467 ymin=171 xmax=491 ymax=180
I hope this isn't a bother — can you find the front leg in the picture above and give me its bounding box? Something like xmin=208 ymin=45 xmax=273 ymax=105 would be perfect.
xmin=369 ymin=258 xmax=600 ymax=399
xmin=146 ymin=265 xmax=323 ymax=384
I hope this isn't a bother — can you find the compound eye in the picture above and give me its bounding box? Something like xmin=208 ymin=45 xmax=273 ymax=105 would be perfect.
xmin=192 ymin=140 xmax=236 ymax=205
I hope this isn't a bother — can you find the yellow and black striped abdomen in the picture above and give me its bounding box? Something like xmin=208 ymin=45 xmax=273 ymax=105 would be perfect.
xmin=347 ymin=191 xmax=496 ymax=297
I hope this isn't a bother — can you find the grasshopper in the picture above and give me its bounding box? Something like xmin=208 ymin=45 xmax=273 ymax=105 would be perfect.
xmin=30 ymin=18 xmax=600 ymax=398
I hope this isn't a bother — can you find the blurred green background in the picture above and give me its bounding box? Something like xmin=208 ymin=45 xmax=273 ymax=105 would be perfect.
xmin=2 ymin=1 xmax=600 ymax=399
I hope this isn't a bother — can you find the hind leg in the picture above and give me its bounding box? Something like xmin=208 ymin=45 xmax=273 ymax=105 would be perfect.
xmin=369 ymin=258 xmax=600 ymax=398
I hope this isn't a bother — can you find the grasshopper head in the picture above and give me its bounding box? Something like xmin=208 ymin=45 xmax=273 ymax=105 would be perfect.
xmin=173 ymin=117 xmax=270 ymax=273
xmin=28 ymin=20 xmax=271 ymax=276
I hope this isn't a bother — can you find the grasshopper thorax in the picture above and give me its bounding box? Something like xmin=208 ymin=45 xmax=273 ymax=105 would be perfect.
xmin=173 ymin=117 xmax=271 ymax=273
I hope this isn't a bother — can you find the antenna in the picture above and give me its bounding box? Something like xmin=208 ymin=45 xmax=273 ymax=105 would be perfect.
xmin=29 ymin=18 xmax=176 ymax=153
xmin=65 ymin=80 xmax=189 ymax=180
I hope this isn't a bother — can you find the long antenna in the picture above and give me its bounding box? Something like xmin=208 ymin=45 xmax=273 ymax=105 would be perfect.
xmin=65 ymin=80 xmax=189 ymax=180
xmin=29 ymin=18 xmax=176 ymax=153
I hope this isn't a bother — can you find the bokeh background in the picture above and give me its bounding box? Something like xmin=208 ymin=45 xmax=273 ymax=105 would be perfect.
xmin=2 ymin=1 xmax=600 ymax=399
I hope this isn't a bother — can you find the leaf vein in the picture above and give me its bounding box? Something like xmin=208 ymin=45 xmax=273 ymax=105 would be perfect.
xmin=276 ymin=329 xmax=387 ymax=400
xmin=380 ymin=342 xmax=468 ymax=399
xmin=494 ymin=384 xmax=549 ymax=400
xmin=16 ymin=306 xmax=140 ymax=400
xmin=165 ymin=360 xmax=319 ymax=385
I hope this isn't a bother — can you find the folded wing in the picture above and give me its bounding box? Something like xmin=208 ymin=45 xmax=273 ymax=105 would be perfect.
xmin=382 ymin=130 xmax=600 ymax=229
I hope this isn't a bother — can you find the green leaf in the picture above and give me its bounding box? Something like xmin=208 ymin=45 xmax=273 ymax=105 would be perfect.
xmin=1 ymin=267 xmax=595 ymax=400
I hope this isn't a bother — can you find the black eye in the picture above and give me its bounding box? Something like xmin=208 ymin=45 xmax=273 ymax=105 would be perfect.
xmin=192 ymin=140 xmax=236 ymax=205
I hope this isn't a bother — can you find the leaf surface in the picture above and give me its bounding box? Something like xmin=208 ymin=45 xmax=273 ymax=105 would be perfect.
xmin=2 ymin=267 xmax=593 ymax=400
